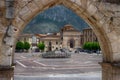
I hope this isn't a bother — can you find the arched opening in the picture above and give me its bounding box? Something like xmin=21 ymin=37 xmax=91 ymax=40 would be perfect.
xmin=1 ymin=0 xmax=117 ymax=80
xmin=13 ymin=4 xmax=103 ymax=79
xmin=69 ymin=39 xmax=75 ymax=48
xmin=12 ymin=0 xmax=112 ymax=62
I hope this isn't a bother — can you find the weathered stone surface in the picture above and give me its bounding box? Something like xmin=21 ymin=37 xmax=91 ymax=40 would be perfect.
xmin=41 ymin=0 xmax=55 ymax=6
xmin=0 ymin=67 xmax=14 ymax=80
xmin=0 ymin=0 xmax=120 ymax=80
xmin=19 ymin=6 xmax=32 ymax=20
xmin=6 ymin=7 xmax=14 ymax=19
xmin=87 ymin=4 xmax=97 ymax=15
xmin=27 ymin=1 xmax=39 ymax=12
xmin=3 ymin=25 xmax=17 ymax=46
xmin=13 ymin=16 xmax=24 ymax=29
xmin=77 ymin=0 xmax=87 ymax=9
xmin=74 ymin=0 xmax=81 ymax=6
xmin=0 ymin=0 xmax=5 ymax=7
xmin=101 ymin=62 xmax=120 ymax=80
xmin=107 ymin=31 xmax=118 ymax=42
xmin=34 ymin=0 xmax=44 ymax=8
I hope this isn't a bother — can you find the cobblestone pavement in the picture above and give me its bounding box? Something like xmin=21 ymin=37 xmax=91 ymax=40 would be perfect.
xmin=14 ymin=52 xmax=102 ymax=79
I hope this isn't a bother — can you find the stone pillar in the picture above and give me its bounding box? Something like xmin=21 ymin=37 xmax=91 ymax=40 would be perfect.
xmin=100 ymin=62 xmax=120 ymax=80
xmin=0 ymin=66 xmax=14 ymax=80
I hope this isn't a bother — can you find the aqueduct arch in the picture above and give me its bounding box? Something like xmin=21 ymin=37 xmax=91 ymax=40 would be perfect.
xmin=0 ymin=0 xmax=120 ymax=80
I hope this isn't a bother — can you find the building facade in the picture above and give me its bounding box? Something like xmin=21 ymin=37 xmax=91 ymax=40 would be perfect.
xmin=82 ymin=27 xmax=98 ymax=45
xmin=61 ymin=25 xmax=82 ymax=50
xmin=17 ymin=25 xmax=97 ymax=51
xmin=35 ymin=33 xmax=62 ymax=51
xmin=17 ymin=34 xmax=33 ymax=45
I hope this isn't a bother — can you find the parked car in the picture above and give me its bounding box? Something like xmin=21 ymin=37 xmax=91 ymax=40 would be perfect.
xmin=35 ymin=48 xmax=40 ymax=52
xmin=74 ymin=48 xmax=84 ymax=53
xmin=83 ymin=50 xmax=92 ymax=53
xmin=60 ymin=48 xmax=70 ymax=52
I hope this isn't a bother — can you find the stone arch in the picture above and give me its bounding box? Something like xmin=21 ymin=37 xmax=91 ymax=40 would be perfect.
xmin=0 ymin=0 xmax=120 ymax=64
xmin=0 ymin=0 xmax=120 ymax=80
xmin=12 ymin=0 xmax=113 ymax=62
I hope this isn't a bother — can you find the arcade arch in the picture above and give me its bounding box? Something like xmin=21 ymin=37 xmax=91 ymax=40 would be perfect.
xmin=1 ymin=0 xmax=120 ymax=80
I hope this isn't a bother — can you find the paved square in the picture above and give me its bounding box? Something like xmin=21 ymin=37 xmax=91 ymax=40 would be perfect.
xmin=14 ymin=52 xmax=102 ymax=76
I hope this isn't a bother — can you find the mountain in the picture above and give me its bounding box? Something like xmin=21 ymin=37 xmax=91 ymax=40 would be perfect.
xmin=24 ymin=22 xmax=60 ymax=34
xmin=23 ymin=5 xmax=89 ymax=34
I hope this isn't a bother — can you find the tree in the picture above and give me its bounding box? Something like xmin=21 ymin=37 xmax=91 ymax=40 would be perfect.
xmin=24 ymin=42 xmax=31 ymax=51
xmin=37 ymin=42 xmax=45 ymax=51
xmin=16 ymin=41 xmax=24 ymax=52
xmin=82 ymin=42 xmax=100 ymax=51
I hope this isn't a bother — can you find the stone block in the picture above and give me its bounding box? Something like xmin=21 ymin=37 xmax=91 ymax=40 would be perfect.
xmin=0 ymin=1 xmax=5 ymax=7
xmin=19 ymin=6 xmax=32 ymax=21
xmin=0 ymin=67 xmax=14 ymax=79
xmin=107 ymin=31 xmax=118 ymax=42
xmin=101 ymin=62 xmax=120 ymax=80
xmin=41 ymin=0 xmax=54 ymax=6
xmin=27 ymin=1 xmax=39 ymax=12
xmin=71 ymin=3 xmax=79 ymax=11
xmin=111 ymin=42 xmax=119 ymax=53
xmin=110 ymin=4 xmax=120 ymax=12
xmin=13 ymin=16 xmax=24 ymax=29
xmin=16 ymin=0 xmax=27 ymax=8
xmin=63 ymin=0 xmax=73 ymax=8
xmin=70 ymin=0 xmax=76 ymax=3
xmin=99 ymin=16 xmax=108 ymax=26
xmin=100 ymin=17 xmax=113 ymax=33
xmin=34 ymin=0 xmax=43 ymax=8
xmin=87 ymin=4 xmax=97 ymax=16
xmin=6 ymin=7 xmax=14 ymax=19
xmin=0 ymin=33 xmax=4 ymax=44
xmin=0 ymin=25 xmax=6 ymax=34
xmin=79 ymin=0 xmax=87 ymax=9
xmin=74 ymin=0 xmax=81 ymax=6
xmin=113 ymin=52 xmax=120 ymax=62
xmin=114 ymin=11 xmax=120 ymax=17
xmin=19 ymin=6 xmax=30 ymax=16
xmin=113 ymin=16 xmax=120 ymax=26
xmin=5 ymin=0 xmax=14 ymax=7
xmin=94 ymin=10 xmax=104 ymax=21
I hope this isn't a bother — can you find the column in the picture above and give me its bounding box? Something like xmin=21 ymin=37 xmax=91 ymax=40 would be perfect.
xmin=100 ymin=62 xmax=120 ymax=80
xmin=0 ymin=66 xmax=14 ymax=80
